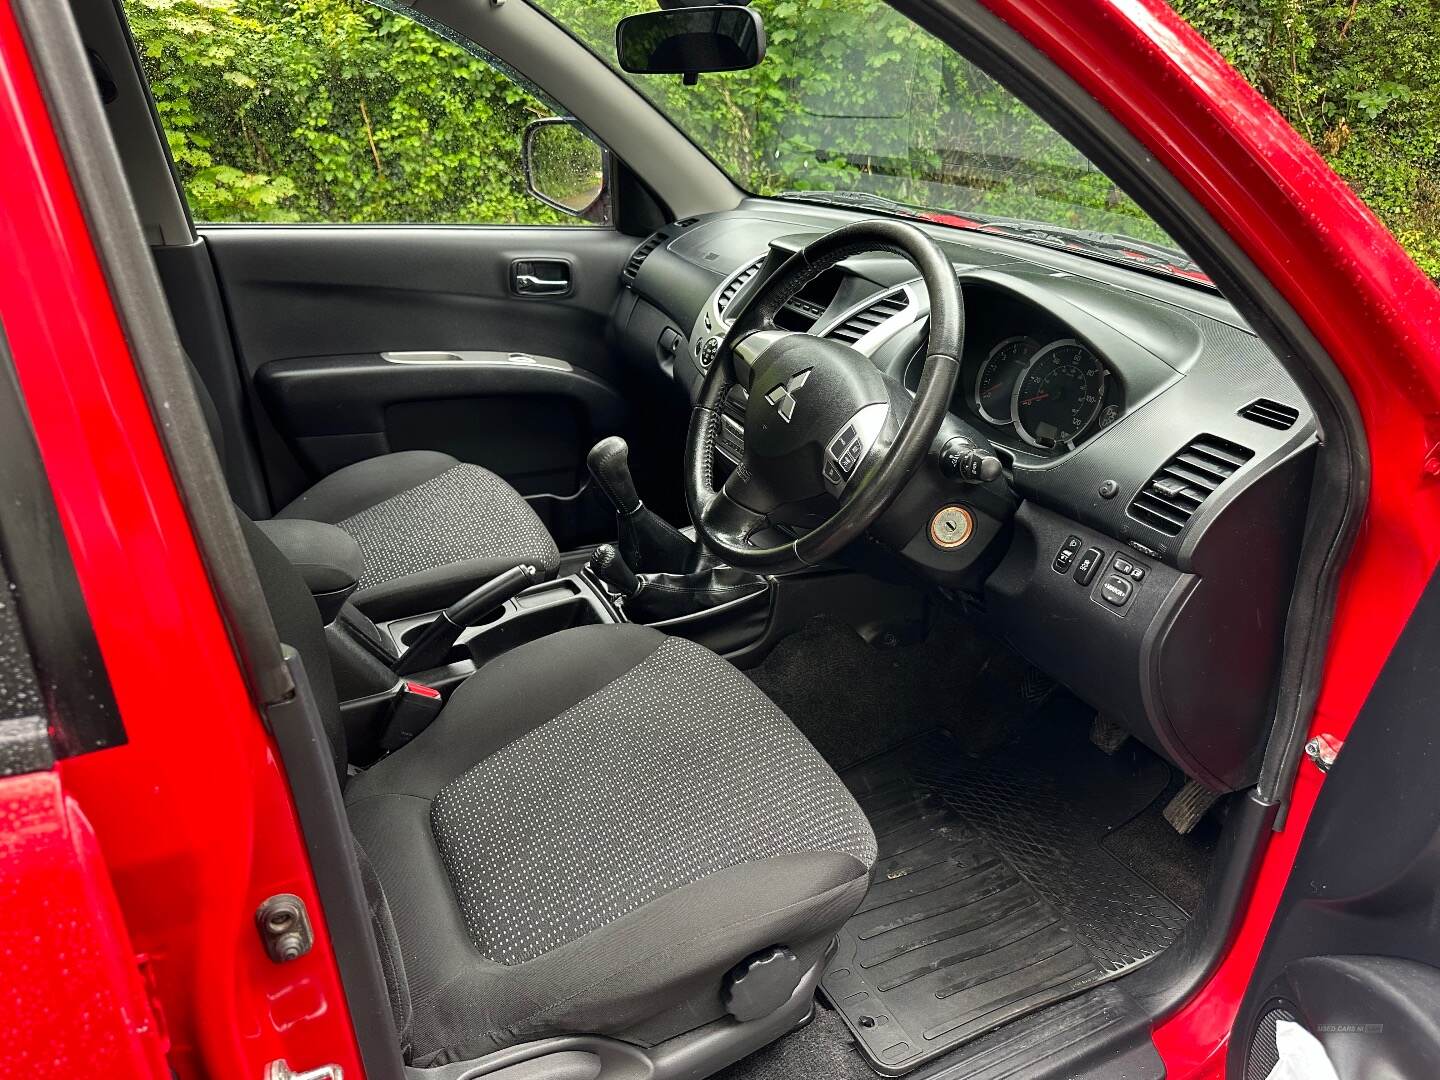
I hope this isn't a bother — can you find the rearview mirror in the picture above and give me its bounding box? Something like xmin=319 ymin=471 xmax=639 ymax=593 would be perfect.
xmin=615 ymin=6 xmax=766 ymax=80
xmin=523 ymin=118 xmax=608 ymax=222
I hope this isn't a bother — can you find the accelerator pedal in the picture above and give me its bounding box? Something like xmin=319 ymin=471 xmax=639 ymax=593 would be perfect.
xmin=1163 ymin=778 xmax=1222 ymax=835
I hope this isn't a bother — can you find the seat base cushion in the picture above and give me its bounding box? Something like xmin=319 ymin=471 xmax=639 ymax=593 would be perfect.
xmin=345 ymin=624 xmax=875 ymax=1066
xmin=277 ymin=451 xmax=560 ymax=617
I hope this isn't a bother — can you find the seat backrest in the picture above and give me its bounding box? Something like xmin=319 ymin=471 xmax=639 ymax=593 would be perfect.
xmin=236 ymin=512 xmax=347 ymax=778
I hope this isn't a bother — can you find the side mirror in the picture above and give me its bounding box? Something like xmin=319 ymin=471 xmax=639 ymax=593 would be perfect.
xmin=615 ymin=6 xmax=766 ymax=82
xmin=523 ymin=118 xmax=608 ymax=222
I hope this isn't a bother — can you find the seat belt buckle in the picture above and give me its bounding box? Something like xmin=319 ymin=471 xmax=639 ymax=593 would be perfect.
xmin=379 ymin=680 xmax=443 ymax=753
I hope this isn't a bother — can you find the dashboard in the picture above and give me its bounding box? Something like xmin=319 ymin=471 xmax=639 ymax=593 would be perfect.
xmin=609 ymin=200 xmax=1319 ymax=795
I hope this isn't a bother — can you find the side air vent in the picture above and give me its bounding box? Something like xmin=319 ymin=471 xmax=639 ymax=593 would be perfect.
xmin=1239 ymin=398 xmax=1300 ymax=431
xmin=826 ymin=290 xmax=910 ymax=345
xmin=716 ymin=257 xmax=764 ymax=316
xmin=623 ymin=233 xmax=664 ymax=279
xmin=1129 ymin=434 xmax=1255 ymax=536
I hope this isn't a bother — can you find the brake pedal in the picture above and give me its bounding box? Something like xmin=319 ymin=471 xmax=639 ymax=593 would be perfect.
xmin=1163 ymin=778 xmax=1221 ymax=835
xmin=1089 ymin=714 xmax=1129 ymax=755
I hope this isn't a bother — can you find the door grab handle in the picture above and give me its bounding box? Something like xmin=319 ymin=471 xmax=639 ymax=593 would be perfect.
xmin=515 ymin=273 xmax=570 ymax=294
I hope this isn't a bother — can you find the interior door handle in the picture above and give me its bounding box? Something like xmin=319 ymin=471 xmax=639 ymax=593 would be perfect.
xmin=511 ymin=260 xmax=572 ymax=296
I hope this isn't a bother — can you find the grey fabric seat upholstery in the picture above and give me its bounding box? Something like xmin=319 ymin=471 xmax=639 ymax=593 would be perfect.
xmin=187 ymin=356 xmax=559 ymax=618
xmin=273 ymin=450 xmax=560 ymax=617
xmin=344 ymin=622 xmax=877 ymax=1067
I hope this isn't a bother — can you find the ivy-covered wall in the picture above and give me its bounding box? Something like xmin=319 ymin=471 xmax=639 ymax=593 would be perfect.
xmin=126 ymin=0 xmax=1440 ymax=277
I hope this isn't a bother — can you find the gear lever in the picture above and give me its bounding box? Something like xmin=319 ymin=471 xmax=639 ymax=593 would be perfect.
xmin=587 ymin=436 xmax=696 ymax=573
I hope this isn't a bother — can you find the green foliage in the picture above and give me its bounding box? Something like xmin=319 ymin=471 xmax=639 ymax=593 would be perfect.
xmin=1171 ymin=0 xmax=1440 ymax=278
xmin=125 ymin=0 xmax=573 ymax=224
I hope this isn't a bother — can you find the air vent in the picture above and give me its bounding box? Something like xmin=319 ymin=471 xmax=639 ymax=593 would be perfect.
xmin=716 ymin=257 xmax=764 ymax=316
xmin=826 ymin=290 xmax=910 ymax=345
xmin=673 ymin=216 xmax=699 ymax=228
xmin=623 ymin=233 xmax=664 ymax=279
xmin=1129 ymin=435 xmax=1255 ymax=535
xmin=1239 ymin=398 xmax=1300 ymax=431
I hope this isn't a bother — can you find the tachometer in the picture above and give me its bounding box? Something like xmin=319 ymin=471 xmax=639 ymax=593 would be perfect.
xmin=973 ymin=336 xmax=1039 ymax=425
xmin=1011 ymin=339 xmax=1107 ymax=449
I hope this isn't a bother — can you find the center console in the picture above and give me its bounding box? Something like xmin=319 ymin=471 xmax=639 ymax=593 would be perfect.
xmin=324 ymin=568 xmax=622 ymax=765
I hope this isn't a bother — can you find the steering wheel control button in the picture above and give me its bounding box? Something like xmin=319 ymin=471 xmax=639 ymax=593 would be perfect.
xmin=1100 ymin=573 xmax=1134 ymax=607
xmin=700 ymin=336 xmax=721 ymax=368
xmin=1074 ymin=547 xmax=1104 ymax=586
xmin=821 ymin=402 xmax=890 ymax=498
xmin=929 ymin=505 xmax=974 ymax=550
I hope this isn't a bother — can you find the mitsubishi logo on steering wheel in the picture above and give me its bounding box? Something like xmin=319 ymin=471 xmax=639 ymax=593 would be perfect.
xmin=764 ymin=368 xmax=811 ymax=423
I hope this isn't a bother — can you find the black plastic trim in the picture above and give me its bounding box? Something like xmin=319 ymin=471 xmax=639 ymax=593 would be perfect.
xmin=0 ymin=326 xmax=122 ymax=762
xmin=14 ymin=0 xmax=293 ymax=707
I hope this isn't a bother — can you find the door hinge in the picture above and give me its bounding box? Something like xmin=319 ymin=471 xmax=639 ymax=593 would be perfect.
xmin=265 ymin=1060 xmax=343 ymax=1080
xmin=1304 ymin=733 xmax=1343 ymax=773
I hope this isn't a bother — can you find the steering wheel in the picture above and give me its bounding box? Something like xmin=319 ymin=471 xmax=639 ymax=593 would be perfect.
xmin=685 ymin=220 xmax=964 ymax=572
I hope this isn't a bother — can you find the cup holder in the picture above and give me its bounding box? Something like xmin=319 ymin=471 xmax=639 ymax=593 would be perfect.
xmin=387 ymin=579 xmax=606 ymax=673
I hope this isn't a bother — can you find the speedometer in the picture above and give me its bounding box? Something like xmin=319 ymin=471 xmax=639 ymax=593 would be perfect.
xmin=1011 ymin=340 xmax=1107 ymax=449
xmin=973 ymin=336 xmax=1039 ymax=425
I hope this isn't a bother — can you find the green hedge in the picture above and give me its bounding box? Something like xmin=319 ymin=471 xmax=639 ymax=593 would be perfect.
xmin=126 ymin=0 xmax=1439 ymax=277
xmin=1172 ymin=0 xmax=1440 ymax=277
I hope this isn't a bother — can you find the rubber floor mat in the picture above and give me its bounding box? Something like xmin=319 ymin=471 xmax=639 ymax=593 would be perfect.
xmin=821 ymin=729 xmax=1189 ymax=1074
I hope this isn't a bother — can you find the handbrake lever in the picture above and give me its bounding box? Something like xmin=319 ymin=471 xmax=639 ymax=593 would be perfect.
xmin=392 ymin=563 xmax=540 ymax=676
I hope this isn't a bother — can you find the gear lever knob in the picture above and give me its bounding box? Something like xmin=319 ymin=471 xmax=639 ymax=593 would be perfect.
xmin=587 ymin=436 xmax=642 ymax=516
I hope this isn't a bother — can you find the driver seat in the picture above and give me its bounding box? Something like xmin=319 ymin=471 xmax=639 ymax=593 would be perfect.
xmin=240 ymin=516 xmax=877 ymax=1070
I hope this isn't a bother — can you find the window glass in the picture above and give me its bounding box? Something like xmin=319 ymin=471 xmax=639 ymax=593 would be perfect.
xmin=535 ymin=0 xmax=1177 ymax=248
xmin=125 ymin=0 xmax=603 ymax=225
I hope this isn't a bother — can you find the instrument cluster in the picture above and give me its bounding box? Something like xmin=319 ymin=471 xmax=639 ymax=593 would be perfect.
xmin=970 ymin=334 xmax=1120 ymax=452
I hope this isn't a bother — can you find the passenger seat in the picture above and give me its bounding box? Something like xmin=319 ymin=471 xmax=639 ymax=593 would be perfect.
xmin=187 ymin=357 xmax=559 ymax=618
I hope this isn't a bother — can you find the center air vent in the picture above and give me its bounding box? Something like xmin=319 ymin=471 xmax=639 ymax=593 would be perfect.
xmin=623 ymin=233 xmax=664 ymax=279
xmin=1239 ymin=398 xmax=1300 ymax=431
xmin=716 ymin=257 xmax=765 ymax=316
xmin=825 ymin=290 xmax=910 ymax=345
xmin=1129 ymin=434 xmax=1254 ymax=536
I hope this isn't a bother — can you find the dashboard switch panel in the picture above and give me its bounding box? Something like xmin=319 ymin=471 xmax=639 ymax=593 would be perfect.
xmin=1053 ymin=535 xmax=1082 ymax=573
xmin=1099 ymin=573 xmax=1134 ymax=608
xmin=1075 ymin=547 xmax=1104 ymax=586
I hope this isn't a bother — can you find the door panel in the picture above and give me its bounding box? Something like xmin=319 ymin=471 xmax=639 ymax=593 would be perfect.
xmin=255 ymin=352 xmax=625 ymax=488
xmin=204 ymin=225 xmax=634 ymax=543
xmin=1229 ymin=564 xmax=1440 ymax=1078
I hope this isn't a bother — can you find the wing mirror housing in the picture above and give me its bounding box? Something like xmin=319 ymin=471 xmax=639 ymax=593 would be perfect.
xmin=615 ymin=5 xmax=766 ymax=85
xmin=522 ymin=118 xmax=609 ymax=223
